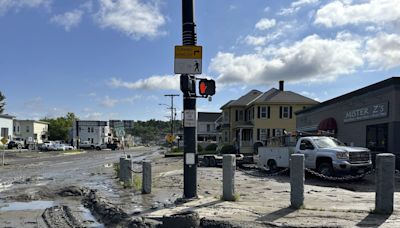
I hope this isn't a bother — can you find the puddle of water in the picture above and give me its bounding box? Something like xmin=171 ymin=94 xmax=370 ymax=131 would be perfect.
xmin=79 ymin=206 xmax=105 ymax=228
xmin=0 ymin=200 xmax=54 ymax=211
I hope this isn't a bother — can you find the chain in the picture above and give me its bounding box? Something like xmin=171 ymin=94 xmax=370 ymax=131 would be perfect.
xmin=239 ymin=167 xmax=289 ymax=177
xmin=304 ymin=168 xmax=372 ymax=182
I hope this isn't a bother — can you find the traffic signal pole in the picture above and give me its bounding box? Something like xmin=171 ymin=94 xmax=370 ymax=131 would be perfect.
xmin=181 ymin=0 xmax=197 ymax=199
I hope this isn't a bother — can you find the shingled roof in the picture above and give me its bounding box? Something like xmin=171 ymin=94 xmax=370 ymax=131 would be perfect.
xmin=249 ymin=88 xmax=319 ymax=105
xmin=198 ymin=112 xmax=221 ymax=122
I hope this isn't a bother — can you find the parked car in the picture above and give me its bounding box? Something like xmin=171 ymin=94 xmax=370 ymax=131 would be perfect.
xmin=95 ymin=143 xmax=107 ymax=151
xmin=39 ymin=142 xmax=57 ymax=151
xmin=79 ymin=141 xmax=96 ymax=150
xmin=7 ymin=138 xmax=25 ymax=149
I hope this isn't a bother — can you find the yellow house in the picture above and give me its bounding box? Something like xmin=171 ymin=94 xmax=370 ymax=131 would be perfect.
xmin=220 ymin=81 xmax=319 ymax=154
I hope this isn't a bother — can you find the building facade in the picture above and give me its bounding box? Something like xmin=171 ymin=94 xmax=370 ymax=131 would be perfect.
xmin=73 ymin=120 xmax=110 ymax=146
xmin=0 ymin=114 xmax=15 ymax=144
xmin=296 ymin=77 xmax=400 ymax=167
xmin=197 ymin=112 xmax=221 ymax=142
xmin=220 ymin=81 xmax=319 ymax=154
xmin=13 ymin=120 xmax=49 ymax=144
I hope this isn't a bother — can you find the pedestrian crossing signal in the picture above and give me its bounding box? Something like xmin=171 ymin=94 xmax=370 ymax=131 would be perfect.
xmin=199 ymin=79 xmax=215 ymax=97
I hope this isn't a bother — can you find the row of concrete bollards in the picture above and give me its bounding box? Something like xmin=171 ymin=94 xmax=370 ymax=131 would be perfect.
xmin=289 ymin=153 xmax=395 ymax=214
xmin=221 ymin=153 xmax=395 ymax=214
xmin=119 ymin=155 xmax=152 ymax=194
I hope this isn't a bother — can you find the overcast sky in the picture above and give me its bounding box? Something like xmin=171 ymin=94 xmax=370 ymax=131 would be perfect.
xmin=1 ymin=0 xmax=399 ymax=121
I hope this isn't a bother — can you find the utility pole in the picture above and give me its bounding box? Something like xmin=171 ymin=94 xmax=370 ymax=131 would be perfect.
xmin=181 ymin=0 xmax=197 ymax=199
xmin=164 ymin=94 xmax=180 ymax=137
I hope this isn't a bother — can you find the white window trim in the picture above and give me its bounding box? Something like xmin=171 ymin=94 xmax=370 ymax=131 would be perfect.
xmin=282 ymin=106 xmax=290 ymax=119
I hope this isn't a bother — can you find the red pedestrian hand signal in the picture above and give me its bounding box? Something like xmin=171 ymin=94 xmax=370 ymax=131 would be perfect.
xmin=200 ymin=82 xmax=207 ymax=94
xmin=198 ymin=79 xmax=216 ymax=96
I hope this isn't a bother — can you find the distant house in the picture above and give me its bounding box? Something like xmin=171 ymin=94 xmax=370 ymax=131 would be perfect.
xmin=72 ymin=120 xmax=110 ymax=146
xmin=0 ymin=114 xmax=15 ymax=144
xmin=13 ymin=120 xmax=49 ymax=144
xmin=220 ymin=81 xmax=319 ymax=154
xmin=197 ymin=112 xmax=221 ymax=142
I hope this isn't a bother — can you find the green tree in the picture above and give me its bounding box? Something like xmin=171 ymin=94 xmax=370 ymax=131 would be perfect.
xmin=0 ymin=91 xmax=5 ymax=114
xmin=41 ymin=112 xmax=79 ymax=142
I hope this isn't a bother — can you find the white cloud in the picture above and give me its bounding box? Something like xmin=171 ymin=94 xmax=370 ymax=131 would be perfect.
xmin=100 ymin=95 xmax=142 ymax=107
xmin=0 ymin=0 xmax=52 ymax=15
xmin=278 ymin=0 xmax=319 ymax=16
xmin=101 ymin=96 xmax=119 ymax=108
xmin=94 ymin=0 xmax=166 ymax=39
xmin=244 ymin=35 xmax=267 ymax=46
xmin=109 ymin=75 xmax=179 ymax=90
xmin=84 ymin=112 xmax=103 ymax=120
xmin=209 ymin=33 xmax=363 ymax=86
xmin=50 ymin=9 xmax=83 ymax=31
xmin=255 ymin=18 xmax=276 ymax=31
xmin=364 ymin=33 xmax=400 ymax=70
xmin=314 ymin=0 xmax=400 ymax=27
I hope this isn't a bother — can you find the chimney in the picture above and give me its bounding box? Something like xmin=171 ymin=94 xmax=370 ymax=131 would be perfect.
xmin=279 ymin=80 xmax=284 ymax=91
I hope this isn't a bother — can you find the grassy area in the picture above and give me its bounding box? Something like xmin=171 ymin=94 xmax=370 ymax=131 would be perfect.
xmin=62 ymin=150 xmax=85 ymax=155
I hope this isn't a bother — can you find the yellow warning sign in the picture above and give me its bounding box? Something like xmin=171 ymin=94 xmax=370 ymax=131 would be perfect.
xmin=165 ymin=134 xmax=176 ymax=143
xmin=1 ymin=137 xmax=8 ymax=145
xmin=175 ymin=46 xmax=202 ymax=59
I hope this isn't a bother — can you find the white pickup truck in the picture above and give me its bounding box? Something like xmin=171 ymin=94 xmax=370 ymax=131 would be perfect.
xmin=258 ymin=136 xmax=372 ymax=176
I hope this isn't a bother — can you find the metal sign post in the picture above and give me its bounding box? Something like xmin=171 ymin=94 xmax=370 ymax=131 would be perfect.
xmin=180 ymin=0 xmax=198 ymax=199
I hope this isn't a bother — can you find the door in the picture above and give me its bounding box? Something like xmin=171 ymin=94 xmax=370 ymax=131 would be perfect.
xmin=366 ymin=123 xmax=388 ymax=152
xmin=299 ymin=139 xmax=316 ymax=168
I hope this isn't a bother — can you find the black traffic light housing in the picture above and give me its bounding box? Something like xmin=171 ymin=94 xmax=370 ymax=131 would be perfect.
xmin=180 ymin=75 xmax=196 ymax=96
xmin=198 ymin=79 xmax=216 ymax=97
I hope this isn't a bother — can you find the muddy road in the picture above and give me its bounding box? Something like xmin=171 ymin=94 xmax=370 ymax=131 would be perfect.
xmin=0 ymin=147 xmax=162 ymax=227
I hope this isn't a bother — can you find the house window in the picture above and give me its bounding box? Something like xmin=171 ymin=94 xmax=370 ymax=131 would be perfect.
xmin=283 ymin=106 xmax=290 ymax=118
xmin=207 ymin=124 xmax=211 ymax=132
xmin=223 ymin=111 xmax=229 ymax=122
xmin=260 ymin=129 xmax=267 ymax=140
xmin=280 ymin=106 xmax=293 ymax=119
xmin=102 ymin=128 xmax=105 ymax=134
xmin=88 ymin=138 xmax=90 ymax=142
xmin=239 ymin=110 xmax=244 ymax=121
xmin=1 ymin=128 xmax=8 ymax=138
xmin=235 ymin=110 xmax=238 ymax=121
xmin=13 ymin=126 xmax=15 ymax=133
xmin=26 ymin=126 xmax=30 ymax=133
xmin=261 ymin=106 xmax=267 ymax=118
xmin=88 ymin=127 xmax=90 ymax=132
xmin=17 ymin=126 xmax=19 ymax=132
xmin=224 ymin=132 xmax=228 ymax=142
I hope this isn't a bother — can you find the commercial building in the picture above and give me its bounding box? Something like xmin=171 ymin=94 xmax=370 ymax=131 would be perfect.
xmin=220 ymin=81 xmax=319 ymax=154
xmin=197 ymin=112 xmax=221 ymax=142
xmin=72 ymin=120 xmax=110 ymax=146
xmin=13 ymin=120 xmax=49 ymax=144
xmin=0 ymin=114 xmax=15 ymax=144
xmin=296 ymin=77 xmax=400 ymax=166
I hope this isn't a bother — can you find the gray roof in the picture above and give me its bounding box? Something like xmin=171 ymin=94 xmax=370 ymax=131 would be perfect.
xmin=0 ymin=114 xmax=15 ymax=119
xmin=224 ymin=90 xmax=263 ymax=108
xmin=249 ymin=88 xmax=319 ymax=104
xmin=198 ymin=112 xmax=221 ymax=122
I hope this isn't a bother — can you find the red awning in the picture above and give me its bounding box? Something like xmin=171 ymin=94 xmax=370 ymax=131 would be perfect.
xmin=318 ymin=118 xmax=337 ymax=131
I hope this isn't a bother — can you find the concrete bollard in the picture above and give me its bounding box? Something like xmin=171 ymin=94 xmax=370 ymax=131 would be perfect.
xmin=290 ymin=154 xmax=304 ymax=209
xmin=142 ymin=161 xmax=152 ymax=194
xmin=223 ymin=155 xmax=236 ymax=201
xmin=375 ymin=153 xmax=395 ymax=214
xmin=119 ymin=156 xmax=127 ymax=180
xmin=125 ymin=158 xmax=133 ymax=185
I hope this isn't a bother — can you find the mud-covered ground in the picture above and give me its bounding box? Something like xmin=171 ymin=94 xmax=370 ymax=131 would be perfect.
xmin=1 ymin=148 xmax=400 ymax=227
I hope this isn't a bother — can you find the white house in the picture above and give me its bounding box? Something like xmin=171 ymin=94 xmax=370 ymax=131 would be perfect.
xmin=13 ymin=120 xmax=49 ymax=144
xmin=197 ymin=112 xmax=221 ymax=142
xmin=72 ymin=120 xmax=110 ymax=146
xmin=0 ymin=114 xmax=15 ymax=145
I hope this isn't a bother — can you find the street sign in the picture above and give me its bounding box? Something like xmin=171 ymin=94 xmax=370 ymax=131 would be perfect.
xmin=114 ymin=122 xmax=125 ymax=137
xmin=174 ymin=46 xmax=202 ymax=74
xmin=1 ymin=137 xmax=7 ymax=145
xmin=165 ymin=134 xmax=175 ymax=143
xmin=184 ymin=110 xmax=196 ymax=127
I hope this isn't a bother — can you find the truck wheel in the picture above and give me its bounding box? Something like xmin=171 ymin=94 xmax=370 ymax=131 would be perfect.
xmin=96 ymin=147 xmax=101 ymax=151
xmin=203 ymin=157 xmax=210 ymax=167
xmin=267 ymin=159 xmax=278 ymax=171
xmin=318 ymin=162 xmax=334 ymax=177
xmin=17 ymin=144 xmax=22 ymax=149
xmin=209 ymin=157 xmax=216 ymax=167
xmin=91 ymin=146 xmax=95 ymax=150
